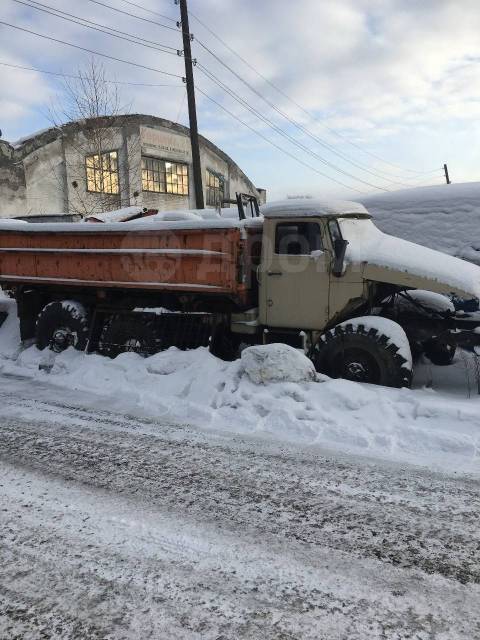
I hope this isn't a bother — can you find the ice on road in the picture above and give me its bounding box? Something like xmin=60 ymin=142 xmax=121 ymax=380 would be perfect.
xmin=0 ymin=374 xmax=479 ymax=639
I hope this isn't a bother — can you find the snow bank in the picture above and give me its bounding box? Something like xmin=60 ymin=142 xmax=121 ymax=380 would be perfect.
xmin=361 ymin=182 xmax=480 ymax=259
xmin=0 ymin=293 xmax=21 ymax=360
xmin=241 ymin=344 xmax=316 ymax=384
xmin=0 ymin=301 xmax=479 ymax=476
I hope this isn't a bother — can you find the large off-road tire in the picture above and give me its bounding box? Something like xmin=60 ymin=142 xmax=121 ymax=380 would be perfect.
xmin=423 ymin=338 xmax=456 ymax=366
xmin=35 ymin=300 xmax=90 ymax=353
xmin=311 ymin=322 xmax=412 ymax=388
xmin=99 ymin=316 xmax=159 ymax=359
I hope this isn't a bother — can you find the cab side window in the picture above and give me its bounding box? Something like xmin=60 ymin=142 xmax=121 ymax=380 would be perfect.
xmin=275 ymin=222 xmax=323 ymax=255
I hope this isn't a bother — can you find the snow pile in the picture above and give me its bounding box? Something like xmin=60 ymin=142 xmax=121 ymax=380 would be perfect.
xmin=0 ymin=292 xmax=21 ymax=360
xmin=361 ymin=182 xmax=480 ymax=260
xmin=241 ymin=344 xmax=317 ymax=384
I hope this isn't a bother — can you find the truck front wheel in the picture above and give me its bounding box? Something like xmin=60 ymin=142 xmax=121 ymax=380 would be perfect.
xmin=311 ymin=322 xmax=412 ymax=388
xmin=36 ymin=300 xmax=90 ymax=353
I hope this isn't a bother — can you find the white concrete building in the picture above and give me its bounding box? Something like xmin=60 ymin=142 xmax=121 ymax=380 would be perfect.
xmin=0 ymin=114 xmax=266 ymax=218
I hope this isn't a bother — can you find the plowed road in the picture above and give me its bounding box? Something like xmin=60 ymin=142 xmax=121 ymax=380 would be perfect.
xmin=0 ymin=373 xmax=479 ymax=639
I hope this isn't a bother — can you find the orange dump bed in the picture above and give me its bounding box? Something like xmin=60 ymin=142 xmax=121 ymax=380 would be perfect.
xmin=0 ymin=223 xmax=250 ymax=301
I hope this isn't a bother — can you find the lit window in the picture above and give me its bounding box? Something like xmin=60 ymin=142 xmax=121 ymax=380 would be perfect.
xmin=142 ymin=157 xmax=189 ymax=195
xmin=85 ymin=151 xmax=119 ymax=194
xmin=206 ymin=169 xmax=225 ymax=207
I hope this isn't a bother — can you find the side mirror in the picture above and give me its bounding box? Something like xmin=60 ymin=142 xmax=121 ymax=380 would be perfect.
xmin=332 ymin=238 xmax=349 ymax=277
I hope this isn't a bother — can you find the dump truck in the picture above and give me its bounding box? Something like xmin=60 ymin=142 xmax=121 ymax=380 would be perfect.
xmin=1 ymin=195 xmax=480 ymax=388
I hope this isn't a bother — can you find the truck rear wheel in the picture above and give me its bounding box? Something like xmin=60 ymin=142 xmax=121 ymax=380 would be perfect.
xmin=100 ymin=316 xmax=158 ymax=359
xmin=36 ymin=300 xmax=90 ymax=353
xmin=312 ymin=323 xmax=412 ymax=388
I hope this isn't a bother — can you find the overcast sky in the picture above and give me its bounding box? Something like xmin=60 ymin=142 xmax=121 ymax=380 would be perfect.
xmin=1 ymin=0 xmax=479 ymax=199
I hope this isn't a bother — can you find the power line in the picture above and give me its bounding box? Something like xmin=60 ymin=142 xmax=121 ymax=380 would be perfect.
xmin=195 ymin=38 xmax=416 ymax=189
xmin=18 ymin=0 xmax=390 ymax=191
xmin=116 ymin=0 xmax=177 ymax=23
xmin=0 ymin=61 xmax=185 ymax=87
xmin=10 ymin=0 xmax=181 ymax=57
xmin=197 ymin=86 xmax=366 ymax=195
xmin=189 ymin=8 xmax=438 ymax=178
xmin=197 ymin=64 xmax=391 ymax=192
xmin=0 ymin=21 xmax=184 ymax=79
xmin=85 ymin=0 xmax=182 ymax=34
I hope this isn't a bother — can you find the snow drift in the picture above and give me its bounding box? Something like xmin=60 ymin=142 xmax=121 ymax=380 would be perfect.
xmin=0 ymin=293 xmax=479 ymax=476
xmin=361 ymin=182 xmax=480 ymax=262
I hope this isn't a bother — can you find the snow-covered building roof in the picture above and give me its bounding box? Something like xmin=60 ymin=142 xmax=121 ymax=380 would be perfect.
xmin=261 ymin=199 xmax=370 ymax=218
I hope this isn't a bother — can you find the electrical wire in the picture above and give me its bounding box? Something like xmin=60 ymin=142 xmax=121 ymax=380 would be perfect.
xmin=0 ymin=61 xmax=185 ymax=87
xmin=116 ymin=0 xmax=177 ymax=23
xmin=0 ymin=21 xmax=184 ymax=79
xmin=189 ymin=8 xmax=440 ymax=178
xmin=195 ymin=39 xmax=418 ymax=188
xmin=197 ymin=64 xmax=392 ymax=192
xmin=6 ymin=0 xmax=395 ymax=191
xmin=10 ymin=0 xmax=181 ymax=57
xmin=85 ymin=0 xmax=182 ymax=34
xmin=196 ymin=86 xmax=367 ymax=195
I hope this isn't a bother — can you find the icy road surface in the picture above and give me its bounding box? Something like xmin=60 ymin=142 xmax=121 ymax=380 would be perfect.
xmin=0 ymin=373 xmax=479 ymax=640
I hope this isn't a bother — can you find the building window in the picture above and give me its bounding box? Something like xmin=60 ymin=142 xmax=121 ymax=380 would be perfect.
xmin=85 ymin=150 xmax=119 ymax=194
xmin=142 ymin=157 xmax=189 ymax=195
xmin=206 ymin=169 xmax=225 ymax=206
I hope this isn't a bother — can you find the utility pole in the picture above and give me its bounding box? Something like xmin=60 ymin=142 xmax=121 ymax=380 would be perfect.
xmin=443 ymin=163 xmax=451 ymax=185
xmin=177 ymin=0 xmax=204 ymax=208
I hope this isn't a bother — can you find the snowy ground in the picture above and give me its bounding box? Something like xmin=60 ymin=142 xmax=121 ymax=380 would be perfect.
xmin=1 ymin=293 xmax=480 ymax=638
xmin=1 ymin=374 xmax=480 ymax=639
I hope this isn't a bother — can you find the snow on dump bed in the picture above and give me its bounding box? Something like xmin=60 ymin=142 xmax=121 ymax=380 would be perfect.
xmin=340 ymin=217 xmax=480 ymax=299
xmin=361 ymin=182 xmax=480 ymax=259
xmin=0 ymin=208 xmax=264 ymax=233
xmin=0 ymin=300 xmax=479 ymax=475
xmin=84 ymin=206 xmax=144 ymax=223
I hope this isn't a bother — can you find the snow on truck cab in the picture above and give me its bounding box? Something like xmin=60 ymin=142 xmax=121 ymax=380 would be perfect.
xmin=1 ymin=195 xmax=480 ymax=389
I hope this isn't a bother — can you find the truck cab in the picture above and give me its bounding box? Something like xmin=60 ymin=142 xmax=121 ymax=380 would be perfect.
xmin=259 ymin=201 xmax=369 ymax=332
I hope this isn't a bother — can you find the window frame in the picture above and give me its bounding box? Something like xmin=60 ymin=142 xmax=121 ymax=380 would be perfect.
xmin=85 ymin=149 xmax=120 ymax=195
xmin=274 ymin=220 xmax=323 ymax=256
xmin=205 ymin=168 xmax=225 ymax=207
xmin=327 ymin=218 xmax=343 ymax=248
xmin=141 ymin=156 xmax=189 ymax=196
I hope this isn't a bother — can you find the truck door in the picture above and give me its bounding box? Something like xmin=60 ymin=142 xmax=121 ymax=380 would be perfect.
xmin=262 ymin=218 xmax=330 ymax=329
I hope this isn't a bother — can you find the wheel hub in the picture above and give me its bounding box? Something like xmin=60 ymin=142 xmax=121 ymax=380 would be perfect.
xmin=345 ymin=361 xmax=368 ymax=380
xmin=51 ymin=327 xmax=75 ymax=353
